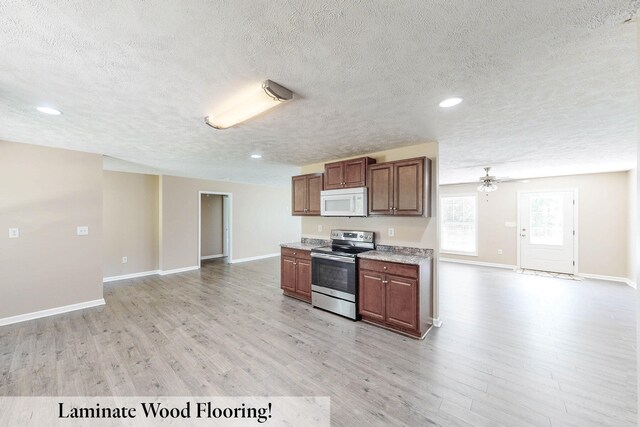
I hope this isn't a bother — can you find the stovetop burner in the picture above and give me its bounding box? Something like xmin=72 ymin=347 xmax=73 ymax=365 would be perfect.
xmin=311 ymin=229 xmax=376 ymax=258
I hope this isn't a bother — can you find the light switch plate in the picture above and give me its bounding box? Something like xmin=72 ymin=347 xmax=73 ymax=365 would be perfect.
xmin=77 ymin=226 xmax=89 ymax=236
xmin=8 ymin=228 xmax=19 ymax=238
xmin=498 ymin=249 xmax=503 ymax=255
xmin=122 ymin=256 xmax=128 ymax=264
xmin=318 ymin=224 xmax=323 ymax=232
xmin=388 ymin=227 xmax=395 ymax=237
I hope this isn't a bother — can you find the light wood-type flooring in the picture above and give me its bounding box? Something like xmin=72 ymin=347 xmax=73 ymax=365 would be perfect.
xmin=1 ymin=258 xmax=636 ymax=426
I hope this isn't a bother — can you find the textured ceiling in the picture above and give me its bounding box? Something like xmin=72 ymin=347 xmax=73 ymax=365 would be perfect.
xmin=0 ymin=1 xmax=637 ymax=185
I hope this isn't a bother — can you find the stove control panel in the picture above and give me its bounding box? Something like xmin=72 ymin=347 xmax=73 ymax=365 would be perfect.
xmin=330 ymin=229 xmax=374 ymax=243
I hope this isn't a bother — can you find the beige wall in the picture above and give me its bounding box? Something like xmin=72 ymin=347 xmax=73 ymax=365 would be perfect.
xmin=0 ymin=140 xmax=103 ymax=319
xmin=628 ymin=168 xmax=638 ymax=284
xmin=160 ymin=175 xmax=300 ymax=270
xmin=300 ymin=143 xmax=439 ymax=249
xmin=440 ymin=171 xmax=631 ymax=278
xmin=103 ymin=171 xmax=159 ymax=277
xmin=201 ymin=194 xmax=224 ymax=257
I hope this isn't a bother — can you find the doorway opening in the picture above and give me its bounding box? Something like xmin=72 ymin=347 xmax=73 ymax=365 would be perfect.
xmin=198 ymin=191 xmax=232 ymax=266
xmin=517 ymin=189 xmax=578 ymax=275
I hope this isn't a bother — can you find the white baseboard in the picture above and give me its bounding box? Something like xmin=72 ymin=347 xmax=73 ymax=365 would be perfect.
xmin=0 ymin=299 xmax=105 ymax=327
xmin=229 ymin=253 xmax=280 ymax=264
xmin=201 ymin=254 xmax=225 ymax=260
xmin=159 ymin=266 xmax=200 ymax=276
xmin=103 ymin=270 xmax=160 ymax=283
xmin=440 ymin=257 xmax=517 ymax=270
xmin=578 ymin=273 xmax=637 ymax=289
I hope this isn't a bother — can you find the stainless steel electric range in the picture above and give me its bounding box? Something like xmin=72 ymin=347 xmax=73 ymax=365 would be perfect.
xmin=311 ymin=229 xmax=375 ymax=319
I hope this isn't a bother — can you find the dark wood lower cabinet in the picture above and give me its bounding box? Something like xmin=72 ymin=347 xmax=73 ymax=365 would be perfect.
xmin=359 ymin=270 xmax=386 ymax=321
xmin=280 ymin=248 xmax=312 ymax=302
xmin=358 ymin=258 xmax=432 ymax=338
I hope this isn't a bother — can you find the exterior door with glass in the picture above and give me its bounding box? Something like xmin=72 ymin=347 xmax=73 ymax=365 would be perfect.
xmin=518 ymin=190 xmax=576 ymax=274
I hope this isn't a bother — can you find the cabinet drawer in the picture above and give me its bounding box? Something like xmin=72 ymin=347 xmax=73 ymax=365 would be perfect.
xmin=281 ymin=247 xmax=311 ymax=260
xmin=359 ymin=259 xmax=418 ymax=278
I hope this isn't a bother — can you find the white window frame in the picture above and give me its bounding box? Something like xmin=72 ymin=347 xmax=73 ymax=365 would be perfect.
xmin=439 ymin=193 xmax=478 ymax=256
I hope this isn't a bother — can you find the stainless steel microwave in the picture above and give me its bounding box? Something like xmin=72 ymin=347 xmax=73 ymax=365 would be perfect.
xmin=320 ymin=187 xmax=367 ymax=217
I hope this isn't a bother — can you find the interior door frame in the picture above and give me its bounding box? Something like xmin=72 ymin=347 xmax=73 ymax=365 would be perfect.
xmin=516 ymin=188 xmax=579 ymax=274
xmin=198 ymin=191 xmax=233 ymax=266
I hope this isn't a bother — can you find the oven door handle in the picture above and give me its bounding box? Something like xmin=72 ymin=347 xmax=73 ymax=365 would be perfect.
xmin=311 ymin=253 xmax=356 ymax=263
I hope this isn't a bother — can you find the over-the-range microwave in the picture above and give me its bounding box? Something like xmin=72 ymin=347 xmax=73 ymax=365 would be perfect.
xmin=320 ymin=187 xmax=367 ymax=217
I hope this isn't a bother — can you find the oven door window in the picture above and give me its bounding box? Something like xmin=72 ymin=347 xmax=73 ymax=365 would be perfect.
xmin=312 ymin=257 xmax=356 ymax=295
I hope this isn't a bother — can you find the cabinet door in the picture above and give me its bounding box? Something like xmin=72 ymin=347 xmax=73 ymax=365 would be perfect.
xmin=385 ymin=274 xmax=418 ymax=332
xmin=306 ymin=174 xmax=323 ymax=215
xmin=281 ymin=256 xmax=297 ymax=292
xmin=368 ymin=163 xmax=394 ymax=215
xmin=291 ymin=175 xmax=308 ymax=215
xmin=295 ymin=258 xmax=312 ymax=300
xmin=359 ymin=270 xmax=386 ymax=321
xmin=324 ymin=161 xmax=344 ymax=190
xmin=344 ymin=158 xmax=367 ymax=188
xmin=394 ymin=158 xmax=424 ymax=216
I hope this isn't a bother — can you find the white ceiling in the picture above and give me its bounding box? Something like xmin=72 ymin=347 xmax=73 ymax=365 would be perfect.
xmin=0 ymin=1 xmax=637 ymax=185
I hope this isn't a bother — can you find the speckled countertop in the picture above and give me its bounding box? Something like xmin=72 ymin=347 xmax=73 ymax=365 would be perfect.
xmin=280 ymin=238 xmax=330 ymax=251
xmin=357 ymin=245 xmax=433 ymax=266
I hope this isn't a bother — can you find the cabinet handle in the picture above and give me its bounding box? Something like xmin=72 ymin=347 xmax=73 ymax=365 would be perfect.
xmin=293 ymin=262 xmax=297 ymax=265
xmin=393 ymin=207 xmax=397 ymax=210
xmin=383 ymin=266 xmax=387 ymax=270
xmin=382 ymin=280 xmax=388 ymax=284
xmin=293 ymin=252 xmax=297 ymax=255
xmin=389 ymin=207 xmax=393 ymax=211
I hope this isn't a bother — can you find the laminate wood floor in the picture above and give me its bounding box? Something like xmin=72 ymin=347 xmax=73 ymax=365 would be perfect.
xmin=1 ymin=258 xmax=636 ymax=426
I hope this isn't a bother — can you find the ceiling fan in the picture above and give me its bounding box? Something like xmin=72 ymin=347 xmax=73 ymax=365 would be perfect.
xmin=477 ymin=167 xmax=513 ymax=192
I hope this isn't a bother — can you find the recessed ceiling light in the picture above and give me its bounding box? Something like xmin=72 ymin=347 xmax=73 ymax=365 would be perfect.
xmin=438 ymin=97 xmax=463 ymax=108
xmin=250 ymin=154 xmax=262 ymax=159
xmin=36 ymin=106 xmax=62 ymax=115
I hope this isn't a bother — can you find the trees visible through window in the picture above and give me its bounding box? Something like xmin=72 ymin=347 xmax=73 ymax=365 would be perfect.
xmin=440 ymin=195 xmax=477 ymax=255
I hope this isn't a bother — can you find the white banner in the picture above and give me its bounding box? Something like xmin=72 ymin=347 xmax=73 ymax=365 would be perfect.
xmin=0 ymin=396 xmax=330 ymax=426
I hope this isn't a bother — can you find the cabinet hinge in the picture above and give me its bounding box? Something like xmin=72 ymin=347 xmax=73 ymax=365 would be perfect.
xmin=573 ymin=261 xmax=575 ymax=266
xmin=573 ymin=230 xmax=575 ymax=236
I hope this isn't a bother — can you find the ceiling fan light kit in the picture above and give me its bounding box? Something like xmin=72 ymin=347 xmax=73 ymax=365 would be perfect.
xmin=477 ymin=167 xmax=500 ymax=192
xmin=205 ymin=80 xmax=293 ymax=129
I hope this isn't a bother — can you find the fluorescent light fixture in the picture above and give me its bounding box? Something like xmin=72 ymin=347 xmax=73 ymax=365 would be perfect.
xmin=250 ymin=154 xmax=262 ymax=159
xmin=36 ymin=106 xmax=62 ymax=115
xmin=439 ymin=97 xmax=463 ymax=108
xmin=205 ymin=80 xmax=293 ymax=129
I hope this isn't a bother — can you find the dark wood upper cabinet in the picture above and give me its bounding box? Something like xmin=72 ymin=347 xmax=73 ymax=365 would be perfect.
xmin=323 ymin=157 xmax=375 ymax=190
xmin=291 ymin=173 xmax=323 ymax=216
xmin=367 ymin=157 xmax=431 ymax=217
xmin=368 ymin=163 xmax=394 ymax=215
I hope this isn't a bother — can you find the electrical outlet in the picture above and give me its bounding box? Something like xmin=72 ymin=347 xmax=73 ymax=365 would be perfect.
xmin=318 ymin=224 xmax=323 ymax=232
xmin=122 ymin=256 xmax=128 ymax=264
xmin=388 ymin=227 xmax=395 ymax=237
xmin=497 ymin=249 xmax=503 ymax=255
xmin=8 ymin=228 xmax=19 ymax=238
xmin=77 ymin=226 xmax=89 ymax=236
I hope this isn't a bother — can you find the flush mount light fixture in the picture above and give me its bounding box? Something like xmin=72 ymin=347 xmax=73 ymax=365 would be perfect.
xmin=36 ymin=106 xmax=62 ymax=115
xmin=205 ymin=80 xmax=293 ymax=129
xmin=250 ymin=154 xmax=262 ymax=159
xmin=438 ymin=97 xmax=463 ymax=108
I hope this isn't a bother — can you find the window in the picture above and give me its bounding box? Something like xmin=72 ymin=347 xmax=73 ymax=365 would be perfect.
xmin=440 ymin=195 xmax=477 ymax=255
xmin=529 ymin=194 xmax=563 ymax=246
